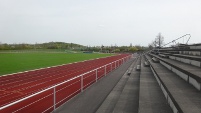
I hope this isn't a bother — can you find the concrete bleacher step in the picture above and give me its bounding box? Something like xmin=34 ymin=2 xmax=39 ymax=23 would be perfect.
xmin=168 ymin=54 xmax=201 ymax=67
xmin=95 ymin=59 xmax=137 ymax=113
xmin=149 ymin=53 xmax=201 ymax=91
xmin=145 ymin=55 xmax=201 ymax=113
xmin=153 ymin=48 xmax=201 ymax=57
xmin=111 ymin=57 xmax=141 ymax=113
xmin=139 ymin=56 xmax=172 ymax=113
xmin=178 ymin=49 xmax=201 ymax=56
xmin=159 ymin=54 xmax=169 ymax=58
xmin=186 ymin=43 xmax=201 ymax=50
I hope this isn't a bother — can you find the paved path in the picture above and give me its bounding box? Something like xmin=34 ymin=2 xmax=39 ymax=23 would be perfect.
xmin=112 ymin=58 xmax=140 ymax=113
xmin=54 ymin=58 xmax=135 ymax=113
xmin=96 ymin=57 xmax=140 ymax=113
xmin=96 ymin=59 xmax=137 ymax=113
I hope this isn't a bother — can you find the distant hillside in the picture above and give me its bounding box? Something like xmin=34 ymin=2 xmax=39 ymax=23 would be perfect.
xmin=0 ymin=42 xmax=85 ymax=50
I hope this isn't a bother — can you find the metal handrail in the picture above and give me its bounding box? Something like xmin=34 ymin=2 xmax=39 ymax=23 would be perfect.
xmin=162 ymin=34 xmax=191 ymax=47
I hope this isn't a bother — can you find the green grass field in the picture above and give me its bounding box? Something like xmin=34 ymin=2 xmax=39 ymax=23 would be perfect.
xmin=0 ymin=53 xmax=113 ymax=76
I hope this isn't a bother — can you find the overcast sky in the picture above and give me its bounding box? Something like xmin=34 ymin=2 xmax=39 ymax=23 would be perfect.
xmin=0 ymin=0 xmax=201 ymax=46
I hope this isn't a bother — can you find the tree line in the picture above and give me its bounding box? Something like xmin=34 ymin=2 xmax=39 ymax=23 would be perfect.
xmin=0 ymin=42 xmax=84 ymax=50
xmin=83 ymin=45 xmax=147 ymax=53
xmin=0 ymin=42 xmax=147 ymax=53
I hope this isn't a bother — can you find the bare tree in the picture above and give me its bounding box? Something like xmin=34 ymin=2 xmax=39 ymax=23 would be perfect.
xmin=155 ymin=33 xmax=164 ymax=48
xmin=148 ymin=33 xmax=165 ymax=50
xmin=148 ymin=41 xmax=155 ymax=49
xmin=148 ymin=40 xmax=157 ymax=49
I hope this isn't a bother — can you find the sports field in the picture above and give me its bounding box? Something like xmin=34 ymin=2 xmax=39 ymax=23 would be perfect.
xmin=0 ymin=53 xmax=113 ymax=76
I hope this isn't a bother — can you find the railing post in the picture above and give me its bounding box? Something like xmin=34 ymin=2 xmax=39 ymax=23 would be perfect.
xmin=53 ymin=87 xmax=56 ymax=111
xmin=111 ymin=63 xmax=112 ymax=72
xmin=105 ymin=65 xmax=107 ymax=76
xmin=96 ymin=69 xmax=98 ymax=82
xmin=122 ymin=58 xmax=123 ymax=64
xmin=81 ymin=75 xmax=83 ymax=92
xmin=115 ymin=61 xmax=116 ymax=69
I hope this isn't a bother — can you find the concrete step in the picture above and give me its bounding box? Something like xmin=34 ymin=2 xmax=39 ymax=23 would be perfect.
xmin=167 ymin=54 xmax=201 ymax=67
xmin=149 ymin=53 xmax=201 ymax=91
xmin=145 ymin=54 xmax=201 ymax=113
xmin=139 ymin=56 xmax=172 ymax=113
xmin=112 ymin=57 xmax=141 ymax=113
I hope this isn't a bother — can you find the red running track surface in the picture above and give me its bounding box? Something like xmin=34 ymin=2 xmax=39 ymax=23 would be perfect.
xmin=0 ymin=54 xmax=131 ymax=113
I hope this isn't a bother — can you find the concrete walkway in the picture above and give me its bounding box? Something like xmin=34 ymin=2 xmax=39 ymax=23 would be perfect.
xmin=96 ymin=57 xmax=140 ymax=113
xmin=54 ymin=58 xmax=135 ymax=113
xmin=96 ymin=59 xmax=137 ymax=113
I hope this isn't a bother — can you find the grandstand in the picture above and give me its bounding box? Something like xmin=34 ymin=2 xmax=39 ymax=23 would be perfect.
xmin=54 ymin=43 xmax=201 ymax=113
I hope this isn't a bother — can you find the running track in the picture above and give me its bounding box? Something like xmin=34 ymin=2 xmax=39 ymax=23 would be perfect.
xmin=0 ymin=54 xmax=131 ymax=113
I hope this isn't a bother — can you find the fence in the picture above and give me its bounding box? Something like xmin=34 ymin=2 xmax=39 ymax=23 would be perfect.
xmin=0 ymin=55 xmax=131 ymax=113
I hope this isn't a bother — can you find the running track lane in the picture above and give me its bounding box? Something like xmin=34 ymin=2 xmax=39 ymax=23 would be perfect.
xmin=0 ymin=54 xmax=131 ymax=113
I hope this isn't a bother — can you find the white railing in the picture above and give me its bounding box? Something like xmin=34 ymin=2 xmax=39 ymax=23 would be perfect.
xmin=0 ymin=55 xmax=131 ymax=113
